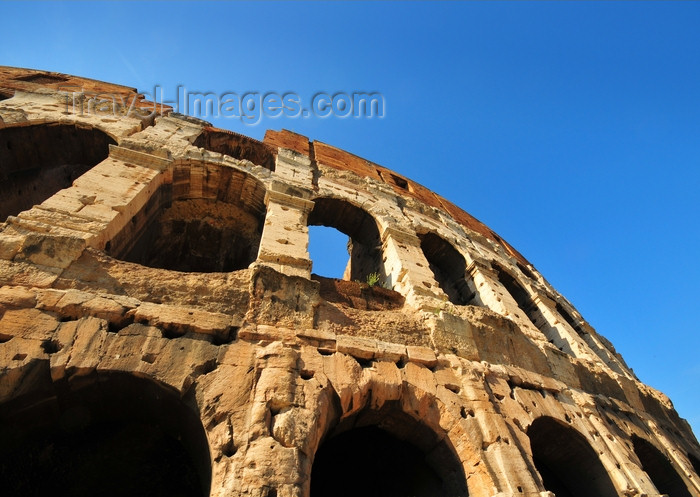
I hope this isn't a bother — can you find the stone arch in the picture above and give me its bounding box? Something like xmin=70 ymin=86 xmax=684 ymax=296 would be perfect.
xmin=491 ymin=262 xmax=547 ymax=330
xmin=108 ymin=161 xmax=267 ymax=273
xmin=631 ymin=435 xmax=693 ymax=497
xmin=303 ymin=359 xmax=485 ymax=497
xmin=526 ymin=416 xmax=618 ymax=497
xmin=0 ymin=121 xmax=116 ymax=221
xmin=417 ymin=231 xmax=474 ymax=305
xmin=307 ymin=197 xmax=383 ymax=283
xmin=310 ymin=400 xmax=469 ymax=497
xmin=0 ymin=371 xmax=211 ymax=497
xmin=192 ymin=128 xmax=276 ymax=171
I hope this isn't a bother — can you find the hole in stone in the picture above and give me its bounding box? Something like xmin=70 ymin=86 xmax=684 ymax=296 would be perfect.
xmin=12 ymin=353 xmax=26 ymax=361
xmin=0 ymin=122 xmax=115 ymax=221
xmin=141 ymin=353 xmax=157 ymax=364
xmin=389 ymin=173 xmax=409 ymax=190
xmin=311 ymin=405 xmax=469 ymax=497
xmin=527 ymin=416 xmax=618 ymax=497
xmin=0 ymin=373 xmax=211 ymax=497
xmin=418 ymin=232 xmax=475 ymax=306
xmin=445 ymin=384 xmax=460 ymax=394
xmin=632 ymin=435 xmax=692 ymax=497
xmin=221 ymin=440 xmax=237 ymax=458
xmin=212 ymin=327 xmax=238 ymax=345
xmin=355 ymin=357 xmax=373 ymax=369
xmin=108 ymin=163 xmax=266 ymax=273
xmin=0 ymin=334 xmax=12 ymax=343
xmin=40 ymin=339 xmax=62 ymax=354
xmin=266 ymin=488 xmax=277 ymax=497
xmin=300 ymin=370 xmax=314 ymax=380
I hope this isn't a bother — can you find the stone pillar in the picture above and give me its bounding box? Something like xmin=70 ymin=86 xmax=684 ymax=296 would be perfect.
xmin=257 ymin=183 xmax=314 ymax=278
xmin=380 ymin=226 xmax=446 ymax=308
xmin=467 ymin=261 xmax=517 ymax=315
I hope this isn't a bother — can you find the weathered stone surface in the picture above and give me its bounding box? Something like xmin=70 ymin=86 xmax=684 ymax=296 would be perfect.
xmin=0 ymin=72 xmax=698 ymax=497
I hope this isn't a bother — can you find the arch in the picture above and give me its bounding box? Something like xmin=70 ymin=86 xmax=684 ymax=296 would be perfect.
xmin=0 ymin=122 xmax=116 ymax=220
xmin=0 ymin=372 xmax=211 ymax=497
xmin=192 ymin=128 xmax=275 ymax=171
xmin=310 ymin=401 xmax=469 ymax=497
xmin=527 ymin=416 xmax=618 ymax=497
xmin=492 ymin=263 xmax=547 ymax=330
xmin=689 ymin=452 xmax=700 ymax=477
xmin=418 ymin=231 xmax=474 ymax=305
xmin=632 ymin=435 xmax=692 ymax=497
xmin=108 ymin=161 xmax=267 ymax=273
xmin=307 ymin=197 xmax=383 ymax=283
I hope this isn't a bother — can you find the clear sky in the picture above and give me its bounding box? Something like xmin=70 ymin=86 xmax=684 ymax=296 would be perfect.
xmin=2 ymin=1 xmax=698 ymax=436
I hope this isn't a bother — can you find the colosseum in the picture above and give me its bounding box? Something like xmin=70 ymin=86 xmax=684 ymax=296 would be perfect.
xmin=0 ymin=66 xmax=698 ymax=497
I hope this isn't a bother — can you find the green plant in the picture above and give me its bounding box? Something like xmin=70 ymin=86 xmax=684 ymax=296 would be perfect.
xmin=365 ymin=272 xmax=381 ymax=287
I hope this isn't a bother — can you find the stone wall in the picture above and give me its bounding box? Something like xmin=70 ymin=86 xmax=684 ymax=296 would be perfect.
xmin=0 ymin=66 xmax=699 ymax=497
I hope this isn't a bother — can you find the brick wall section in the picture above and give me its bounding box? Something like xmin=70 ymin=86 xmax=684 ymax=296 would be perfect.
xmin=0 ymin=66 xmax=169 ymax=113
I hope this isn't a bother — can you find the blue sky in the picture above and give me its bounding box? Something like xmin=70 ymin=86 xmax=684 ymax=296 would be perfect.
xmin=2 ymin=1 xmax=699 ymax=436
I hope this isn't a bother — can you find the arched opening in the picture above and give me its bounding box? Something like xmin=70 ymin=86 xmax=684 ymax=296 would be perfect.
xmin=192 ymin=128 xmax=275 ymax=171
xmin=0 ymin=122 xmax=116 ymax=220
xmin=307 ymin=197 xmax=383 ymax=284
xmin=108 ymin=162 xmax=266 ymax=273
xmin=689 ymin=452 xmax=700 ymax=477
xmin=632 ymin=435 xmax=692 ymax=497
xmin=527 ymin=416 xmax=618 ymax=497
xmin=418 ymin=232 xmax=474 ymax=305
xmin=0 ymin=373 xmax=210 ymax=497
xmin=492 ymin=263 xmax=547 ymax=330
xmin=555 ymin=301 xmax=584 ymax=335
xmin=310 ymin=403 xmax=468 ymax=497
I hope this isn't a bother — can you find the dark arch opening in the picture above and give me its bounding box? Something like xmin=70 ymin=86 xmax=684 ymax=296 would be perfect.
xmin=517 ymin=261 xmax=538 ymax=281
xmin=310 ymin=403 xmax=468 ymax=497
xmin=555 ymin=301 xmax=584 ymax=335
xmin=492 ymin=263 xmax=547 ymax=330
xmin=527 ymin=416 xmax=618 ymax=497
xmin=418 ymin=232 xmax=474 ymax=305
xmin=632 ymin=435 xmax=692 ymax=497
xmin=0 ymin=373 xmax=210 ymax=497
xmin=108 ymin=162 xmax=266 ymax=273
xmin=689 ymin=452 xmax=700 ymax=477
xmin=307 ymin=197 xmax=383 ymax=283
xmin=0 ymin=122 xmax=116 ymax=220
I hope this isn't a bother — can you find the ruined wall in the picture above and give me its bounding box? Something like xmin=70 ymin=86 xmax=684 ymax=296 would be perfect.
xmin=0 ymin=67 xmax=699 ymax=497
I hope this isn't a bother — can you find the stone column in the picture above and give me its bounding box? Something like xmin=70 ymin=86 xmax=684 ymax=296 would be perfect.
xmin=380 ymin=226 xmax=447 ymax=308
xmin=257 ymin=183 xmax=314 ymax=279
